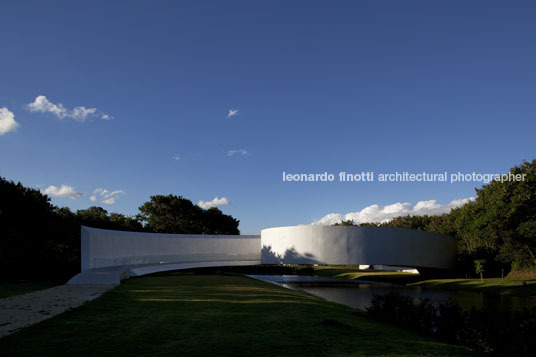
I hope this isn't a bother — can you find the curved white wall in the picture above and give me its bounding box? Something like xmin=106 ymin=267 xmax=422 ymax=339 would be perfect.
xmin=261 ymin=225 xmax=456 ymax=269
xmin=81 ymin=226 xmax=261 ymax=271
xmin=71 ymin=225 xmax=455 ymax=285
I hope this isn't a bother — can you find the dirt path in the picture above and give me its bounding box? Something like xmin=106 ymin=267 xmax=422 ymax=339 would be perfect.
xmin=0 ymin=284 xmax=113 ymax=338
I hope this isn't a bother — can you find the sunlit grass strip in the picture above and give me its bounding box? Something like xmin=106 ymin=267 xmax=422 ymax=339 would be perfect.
xmin=410 ymin=277 xmax=536 ymax=296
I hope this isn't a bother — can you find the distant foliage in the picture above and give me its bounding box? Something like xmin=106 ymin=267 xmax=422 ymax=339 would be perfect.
xmin=75 ymin=206 xmax=143 ymax=232
xmin=332 ymin=220 xmax=379 ymax=227
xmin=381 ymin=214 xmax=439 ymax=230
xmin=137 ymin=194 xmax=239 ymax=234
xmin=333 ymin=220 xmax=356 ymax=226
xmin=367 ymin=291 xmax=536 ymax=355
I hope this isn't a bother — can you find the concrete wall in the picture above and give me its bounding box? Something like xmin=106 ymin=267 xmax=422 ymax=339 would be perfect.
xmin=78 ymin=224 xmax=454 ymax=276
xmin=81 ymin=226 xmax=261 ymax=271
xmin=261 ymin=225 xmax=456 ymax=269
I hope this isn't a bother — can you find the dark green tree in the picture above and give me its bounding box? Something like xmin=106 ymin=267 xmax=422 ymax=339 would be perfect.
xmin=474 ymin=259 xmax=486 ymax=281
xmin=359 ymin=222 xmax=380 ymax=227
xmin=488 ymin=160 xmax=536 ymax=270
xmin=76 ymin=206 xmax=143 ymax=231
xmin=202 ymin=207 xmax=240 ymax=234
xmin=109 ymin=212 xmax=144 ymax=231
xmin=0 ymin=177 xmax=66 ymax=279
xmin=381 ymin=215 xmax=434 ymax=230
xmin=138 ymin=194 xmax=239 ymax=234
xmin=382 ymin=160 xmax=536 ymax=274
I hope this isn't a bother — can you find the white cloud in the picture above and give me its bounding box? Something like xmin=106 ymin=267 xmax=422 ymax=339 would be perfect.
xmin=90 ymin=188 xmax=124 ymax=205
xmin=227 ymin=109 xmax=239 ymax=118
xmin=0 ymin=107 xmax=19 ymax=135
xmin=27 ymin=96 xmax=66 ymax=117
xmin=172 ymin=154 xmax=181 ymax=161
xmin=227 ymin=149 xmax=248 ymax=157
xmin=102 ymin=197 xmax=117 ymax=205
xmin=312 ymin=198 xmax=475 ymax=226
xmin=70 ymin=106 xmax=96 ymax=121
xmin=197 ymin=196 xmax=230 ymax=209
xmin=43 ymin=185 xmax=84 ymax=199
xmin=26 ymin=95 xmax=113 ymax=121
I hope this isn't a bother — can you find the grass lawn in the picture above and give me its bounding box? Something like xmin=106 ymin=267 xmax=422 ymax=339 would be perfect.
xmin=0 ymin=273 xmax=472 ymax=356
xmin=410 ymin=277 xmax=536 ymax=296
xmin=0 ymin=280 xmax=64 ymax=299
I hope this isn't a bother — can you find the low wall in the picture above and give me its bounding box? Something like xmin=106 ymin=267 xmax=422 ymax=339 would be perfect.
xmin=261 ymin=225 xmax=456 ymax=269
xmin=81 ymin=226 xmax=261 ymax=271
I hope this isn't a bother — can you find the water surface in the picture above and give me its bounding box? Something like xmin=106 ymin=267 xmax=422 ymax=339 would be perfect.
xmin=247 ymin=275 xmax=536 ymax=312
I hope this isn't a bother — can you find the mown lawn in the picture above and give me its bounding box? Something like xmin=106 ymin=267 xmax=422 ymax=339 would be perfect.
xmin=410 ymin=277 xmax=536 ymax=296
xmin=0 ymin=273 xmax=472 ymax=356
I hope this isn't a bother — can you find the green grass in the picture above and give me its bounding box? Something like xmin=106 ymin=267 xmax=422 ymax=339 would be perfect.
xmin=0 ymin=280 xmax=63 ymax=299
xmin=0 ymin=273 xmax=472 ymax=356
xmin=410 ymin=277 xmax=536 ymax=296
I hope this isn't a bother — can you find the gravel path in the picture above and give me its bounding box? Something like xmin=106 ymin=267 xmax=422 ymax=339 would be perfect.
xmin=0 ymin=284 xmax=114 ymax=338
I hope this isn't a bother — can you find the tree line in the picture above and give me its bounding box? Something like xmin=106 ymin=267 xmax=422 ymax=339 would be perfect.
xmin=0 ymin=179 xmax=239 ymax=281
xmin=334 ymin=160 xmax=536 ymax=277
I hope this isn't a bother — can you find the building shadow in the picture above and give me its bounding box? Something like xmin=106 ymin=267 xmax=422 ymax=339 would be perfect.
xmin=261 ymin=245 xmax=321 ymax=265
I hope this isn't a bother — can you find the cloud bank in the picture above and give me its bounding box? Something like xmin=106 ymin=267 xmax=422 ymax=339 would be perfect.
xmin=0 ymin=107 xmax=19 ymax=135
xmin=197 ymin=196 xmax=230 ymax=209
xmin=90 ymin=188 xmax=124 ymax=205
xmin=27 ymin=95 xmax=112 ymax=121
xmin=312 ymin=198 xmax=475 ymax=226
xmin=43 ymin=185 xmax=84 ymax=199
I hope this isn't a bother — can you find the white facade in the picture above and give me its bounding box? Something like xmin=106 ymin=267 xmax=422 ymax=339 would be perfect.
xmin=80 ymin=226 xmax=261 ymax=271
xmin=261 ymin=225 xmax=456 ymax=269
xmin=69 ymin=225 xmax=456 ymax=285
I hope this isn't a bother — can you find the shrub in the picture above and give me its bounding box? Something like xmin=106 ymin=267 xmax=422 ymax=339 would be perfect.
xmin=367 ymin=291 xmax=536 ymax=355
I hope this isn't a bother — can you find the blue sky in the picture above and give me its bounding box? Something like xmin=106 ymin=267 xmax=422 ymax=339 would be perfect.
xmin=1 ymin=1 xmax=535 ymax=234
